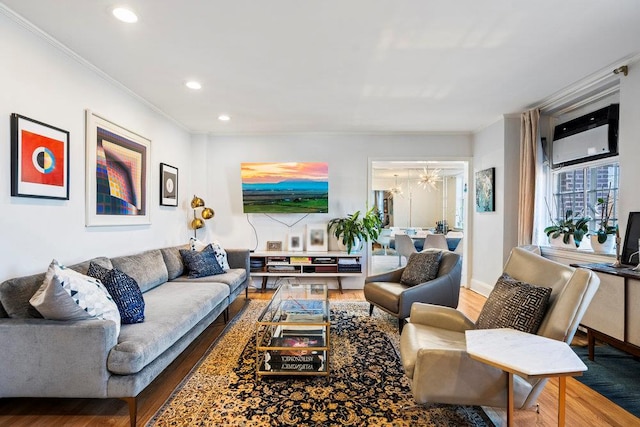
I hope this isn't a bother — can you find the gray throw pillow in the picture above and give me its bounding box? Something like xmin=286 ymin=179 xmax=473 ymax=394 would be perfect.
xmin=400 ymin=251 xmax=442 ymax=286
xmin=476 ymin=273 xmax=551 ymax=334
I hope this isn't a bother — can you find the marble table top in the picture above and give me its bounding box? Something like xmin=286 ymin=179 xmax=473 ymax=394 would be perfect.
xmin=465 ymin=328 xmax=587 ymax=377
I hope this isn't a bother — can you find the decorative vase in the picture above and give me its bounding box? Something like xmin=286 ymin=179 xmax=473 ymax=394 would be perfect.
xmin=337 ymin=236 xmax=362 ymax=254
xmin=549 ymin=235 xmax=577 ymax=249
xmin=590 ymin=235 xmax=615 ymax=254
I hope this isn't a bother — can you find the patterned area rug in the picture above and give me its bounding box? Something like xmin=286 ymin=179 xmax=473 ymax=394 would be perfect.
xmin=148 ymin=300 xmax=494 ymax=426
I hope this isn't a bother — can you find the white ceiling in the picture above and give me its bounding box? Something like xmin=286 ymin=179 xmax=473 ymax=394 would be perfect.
xmin=2 ymin=1 xmax=640 ymax=134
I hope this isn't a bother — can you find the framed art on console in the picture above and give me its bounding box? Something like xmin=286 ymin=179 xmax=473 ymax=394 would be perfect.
xmin=160 ymin=163 xmax=178 ymax=207
xmin=11 ymin=113 xmax=70 ymax=200
xmin=306 ymin=224 xmax=328 ymax=251
xmin=288 ymin=233 xmax=303 ymax=251
xmin=85 ymin=110 xmax=151 ymax=226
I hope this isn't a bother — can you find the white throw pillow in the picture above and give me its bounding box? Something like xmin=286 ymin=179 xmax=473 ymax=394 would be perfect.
xmin=211 ymin=240 xmax=230 ymax=270
xmin=30 ymin=260 xmax=121 ymax=336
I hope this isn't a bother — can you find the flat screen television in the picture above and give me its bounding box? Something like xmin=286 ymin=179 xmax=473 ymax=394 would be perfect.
xmin=241 ymin=162 xmax=328 ymax=213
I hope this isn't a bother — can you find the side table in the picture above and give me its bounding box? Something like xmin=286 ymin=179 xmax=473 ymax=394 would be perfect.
xmin=465 ymin=328 xmax=587 ymax=427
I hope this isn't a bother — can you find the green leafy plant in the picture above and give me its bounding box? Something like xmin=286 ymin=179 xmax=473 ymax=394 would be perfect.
xmin=544 ymin=209 xmax=590 ymax=247
xmin=327 ymin=207 xmax=382 ymax=254
xmin=590 ymin=188 xmax=617 ymax=243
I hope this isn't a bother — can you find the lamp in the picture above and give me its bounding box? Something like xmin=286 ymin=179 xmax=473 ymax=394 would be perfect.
xmin=418 ymin=166 xmax=441 ymax=191
xmin=390 ymin=174 xmax=403 ymax=196
xmin=190 ymin=195 xmax=214 ymax=238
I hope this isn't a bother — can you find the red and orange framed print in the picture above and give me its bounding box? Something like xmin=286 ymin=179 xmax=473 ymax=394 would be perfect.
xmin=11 ymin=114 xmax=70 ymax=200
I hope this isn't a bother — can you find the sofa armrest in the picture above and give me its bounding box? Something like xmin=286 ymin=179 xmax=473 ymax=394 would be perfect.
xmin=225 ymin=249 xmax=250 ymax=272
xmin=0 ymin=318 xmax=118 ymax=398
xmin=409 ymin=302 xmax=475 ymax=332
xmin=365 ymin=267 xmax=404 ymax=284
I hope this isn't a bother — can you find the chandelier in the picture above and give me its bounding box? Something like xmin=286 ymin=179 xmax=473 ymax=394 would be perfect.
xmin=390 ymin=174 xmax=403 ymax=196
xmin=418 ymin=167 xmax=441 ymax=191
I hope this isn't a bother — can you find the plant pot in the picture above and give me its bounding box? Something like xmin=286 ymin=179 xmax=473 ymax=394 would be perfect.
xmin=337 ymin=237 xmax=362 ymax=254
xmin=590 ymin=235 xmax=615 ymax=254
xmin=549 ymin=235 xmax=577 ymax=249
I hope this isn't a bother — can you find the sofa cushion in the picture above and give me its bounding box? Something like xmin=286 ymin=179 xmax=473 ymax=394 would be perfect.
xmin=476 ymin=273 xmax=551 ymax=334
xmin=160 ymin=244 xmax=189 ymax=280
xmin=87 ymin=262 xmax=145 ymax=324
xmin=111 ymin=250 xmax=169 ymax=293
xmin=0 ymin=257 xmax=112 ymax=319
xmin=401 ymin=251 xmax=442 ymax=286
xmin=107 ymin=281 xmax=230 ymax=374
xmin=30 ymin=260 xmax=121 ymax=336
xmin=180 ymin=246 xmax=224 ymax=278
xmin=171 ymin=268 xmax=247 ymax=294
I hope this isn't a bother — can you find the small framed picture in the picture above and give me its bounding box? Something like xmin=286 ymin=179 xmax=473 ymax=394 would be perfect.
xmin=11 ymin=114 xmax=70 ymax=200
xmin=266 ymin=241 xmax=283 ymax=251
xmin=289 ymin=233 xmax=303 ymax=252
xmin=475 ymin=167 xmax=495 ymax=212
xmin=160 ymin=163 xmax=178 ymax=206
xmin=306 ymin=224 xmax=328 ymax=252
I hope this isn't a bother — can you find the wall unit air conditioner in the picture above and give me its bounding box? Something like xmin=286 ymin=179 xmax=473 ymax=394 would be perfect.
xmin=551 ymin=104 xmax=619 ymax=169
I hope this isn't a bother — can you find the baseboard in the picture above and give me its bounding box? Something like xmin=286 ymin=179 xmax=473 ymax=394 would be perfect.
xmin=469 ymin=279 xmax=493 ymax=297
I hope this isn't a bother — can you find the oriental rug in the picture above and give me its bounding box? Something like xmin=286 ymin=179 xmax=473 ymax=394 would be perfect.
xmin=148 ymin=300 xmax=493 ymax=426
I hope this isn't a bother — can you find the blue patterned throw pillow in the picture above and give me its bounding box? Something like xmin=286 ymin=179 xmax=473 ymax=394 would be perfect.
xmin=87 ymin=262 xmax=145 ymax=324
xmin=180 ymin=246 xmax=224 ymax=278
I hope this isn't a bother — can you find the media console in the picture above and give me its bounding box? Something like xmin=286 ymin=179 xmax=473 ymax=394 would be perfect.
xmin=249 ymin=251 xmax=363 ymax=293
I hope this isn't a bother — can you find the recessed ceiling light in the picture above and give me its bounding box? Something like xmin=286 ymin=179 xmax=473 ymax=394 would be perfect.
xmin=185 ymin=81 xmax=202 ymax=90
xmin=218 ymin=114 xmax=231 ymax=121
xmin=112 ymin=7 xmax=138 ymax=23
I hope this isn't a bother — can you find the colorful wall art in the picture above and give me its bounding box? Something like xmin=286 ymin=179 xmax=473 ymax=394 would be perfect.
xmin=11 ymin=114 xmax=69 ymax=200
xmin=85 ymin=111 xmax=150 ymax=226
xmin=240 ymin=162 xmax=329 ymax=213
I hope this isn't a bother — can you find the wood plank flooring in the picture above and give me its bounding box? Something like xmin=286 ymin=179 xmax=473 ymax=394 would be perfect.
xmin=0 ymin=287 xmax=637 ymax=426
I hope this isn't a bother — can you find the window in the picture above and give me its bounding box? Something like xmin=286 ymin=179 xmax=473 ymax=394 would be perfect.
xmin=550 ymin=159 xmax=619 ymax=236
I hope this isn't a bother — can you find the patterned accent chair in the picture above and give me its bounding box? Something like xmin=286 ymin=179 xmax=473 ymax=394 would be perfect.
xmin=399 ymin=247 xmax=600 ymax=410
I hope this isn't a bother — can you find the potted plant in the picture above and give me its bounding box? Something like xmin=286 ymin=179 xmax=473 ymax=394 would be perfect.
xmin=327 ymin=207 xmax=382 ymax=254
xmin=589 ymin=188 xmax=617 ymax=253
xmin=544 ymin=209 xmax=590 ymax=248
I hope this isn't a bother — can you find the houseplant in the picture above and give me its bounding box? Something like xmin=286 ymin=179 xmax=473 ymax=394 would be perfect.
xmin=589 ymin=189 xmax=617 ymax=252
xmin=327 ymin=207 xmax=382 ymax=254
xmin=544 ymin=209 xmax=590 ymax=248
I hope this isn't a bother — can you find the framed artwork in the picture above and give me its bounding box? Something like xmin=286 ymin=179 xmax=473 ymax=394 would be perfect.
xmin=288 ymin=233 xmax=303 ymax=252
xmin=10 ymin=113 xmax=69 ymax=200
xmin=475 ymin=167 xmax=495 ymax=212
xmin=85 ymin=110 xmax=150 ymax=226
xmin=266 ymin=241 xmax=283 ymax=251
xmin=160 ymin=163 xmax=178 ymax=206
xmin=306 ymin=223 xmax=328 ymax=252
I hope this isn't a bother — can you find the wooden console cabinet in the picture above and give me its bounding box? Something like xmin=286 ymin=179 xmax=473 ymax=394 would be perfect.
xmin=250 ymin=251 xmax=362 ymax=293
xmin=573 ymin=263 xmax=640 ymax=360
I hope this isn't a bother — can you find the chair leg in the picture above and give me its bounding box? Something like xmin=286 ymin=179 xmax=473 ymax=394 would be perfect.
xmin=399 ymin=318 xmax=405 ymax=334
xmin=369 ymin=304 xmax=374 ymax=316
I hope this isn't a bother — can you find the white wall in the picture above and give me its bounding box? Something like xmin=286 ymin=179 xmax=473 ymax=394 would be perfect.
xmin=470 ymin=118 xmax=517 ymax=294
xmin=196 ymin=133 xmax=472 ymax=288
xmin=0 ymin=12 xmax=193 ymax=280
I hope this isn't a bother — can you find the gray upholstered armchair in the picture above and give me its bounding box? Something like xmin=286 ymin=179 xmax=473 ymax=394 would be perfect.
xmin=364 ymin=249 xmax=461 ymax=332
xmin=399 ymin=247 xmax=600 ymax=410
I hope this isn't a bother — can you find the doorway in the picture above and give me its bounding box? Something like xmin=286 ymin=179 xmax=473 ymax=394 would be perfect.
xmin=368 ymin=159 xmax=470 ymax=285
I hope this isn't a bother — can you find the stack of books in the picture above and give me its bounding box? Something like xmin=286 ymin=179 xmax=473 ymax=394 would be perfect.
xmin=337 ymin=258 xmax=361 ymax=273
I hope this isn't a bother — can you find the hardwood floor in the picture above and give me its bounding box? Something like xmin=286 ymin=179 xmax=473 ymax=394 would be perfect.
xmin=0 ymin=287 xmax=637 ymax=426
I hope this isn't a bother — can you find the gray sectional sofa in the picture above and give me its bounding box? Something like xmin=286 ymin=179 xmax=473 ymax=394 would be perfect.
xmin=0 ymin=244 xmax=250 ymax=426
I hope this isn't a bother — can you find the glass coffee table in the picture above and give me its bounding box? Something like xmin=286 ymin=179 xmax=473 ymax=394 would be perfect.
xmin=256 ymin=282 xmax=330 ymax=378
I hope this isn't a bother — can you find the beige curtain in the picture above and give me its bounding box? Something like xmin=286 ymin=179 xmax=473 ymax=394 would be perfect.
xmin=518 ymin=109 xmax=540 ymax=245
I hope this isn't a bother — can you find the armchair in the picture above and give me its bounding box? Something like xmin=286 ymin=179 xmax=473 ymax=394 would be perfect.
xmin=364 ymin=249 xmax=461 ymax=332
xmin=399 ymin=247 xmax=600 ymax=410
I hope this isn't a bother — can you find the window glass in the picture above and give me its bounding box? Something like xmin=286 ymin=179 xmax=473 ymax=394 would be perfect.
xmin=551 ymin=160 xmax=619 ymax=235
